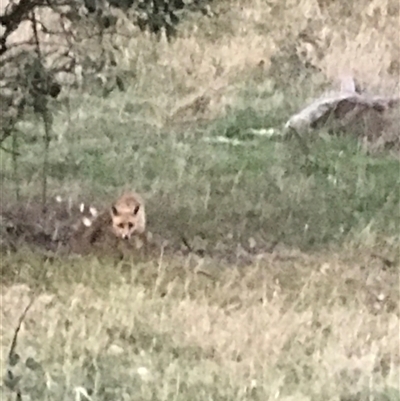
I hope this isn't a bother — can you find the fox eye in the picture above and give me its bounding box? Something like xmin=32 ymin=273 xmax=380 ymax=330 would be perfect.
xmin=128 ymin=222 xmax=134 ymax=229
xmin=117 ymin=223 xmax=124 ymax=229
xmin=133 ymin=205 xmax=140 ymax=215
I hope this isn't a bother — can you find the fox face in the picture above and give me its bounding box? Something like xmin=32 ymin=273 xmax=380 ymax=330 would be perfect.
xmin=110 ymin=193 xmax=145 ymax=240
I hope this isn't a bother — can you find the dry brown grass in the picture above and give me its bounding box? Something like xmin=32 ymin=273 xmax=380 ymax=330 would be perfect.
xmin=1 ymin=248 xmax=399 ymax=399
xmin=97 ymin=0 xmax=399 ymax=123
xmin=3 ymin=0 xmax=398 ymax=116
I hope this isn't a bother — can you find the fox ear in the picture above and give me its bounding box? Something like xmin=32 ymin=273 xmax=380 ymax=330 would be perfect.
xmin=111 ymin=205 xmax=119 ymax=216
xmin=133 ymin=205 xmax=140 ymax=215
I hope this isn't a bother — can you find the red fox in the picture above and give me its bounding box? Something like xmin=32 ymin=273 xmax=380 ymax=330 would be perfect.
xmin=110 ymin=192 xmax=146 ymax=240
xmin=69 ymin=191 xmax=148 ymax=256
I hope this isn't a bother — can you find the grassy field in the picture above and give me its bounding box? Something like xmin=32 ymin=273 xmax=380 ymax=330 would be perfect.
xmin=1 ymin=248 xmax=399 ymax=400
xmin=1 ymin=88 xmax=399 ymax=400
xmin=1 ymin=0 xmax=400 ymax=399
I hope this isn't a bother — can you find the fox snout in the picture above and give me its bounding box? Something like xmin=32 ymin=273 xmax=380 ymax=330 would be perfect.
xmin=112 ymin=221 xmax=136 ymax=240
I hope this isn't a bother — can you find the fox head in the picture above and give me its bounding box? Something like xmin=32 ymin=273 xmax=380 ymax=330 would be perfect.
xmin=110 ymin=194 xmax=145 ymax=240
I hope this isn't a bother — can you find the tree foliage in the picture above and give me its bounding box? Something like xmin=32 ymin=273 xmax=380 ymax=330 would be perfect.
xmin=0 ymin=0 xmax=212 ymax=206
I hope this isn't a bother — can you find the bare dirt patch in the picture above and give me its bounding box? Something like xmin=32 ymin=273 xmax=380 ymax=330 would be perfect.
xmin=0 ymin=196 xmax=278 ymax=267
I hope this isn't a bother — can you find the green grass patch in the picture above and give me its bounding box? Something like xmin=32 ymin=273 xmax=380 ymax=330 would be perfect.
xmin=2 ymin=101 xmax=399 ymax=252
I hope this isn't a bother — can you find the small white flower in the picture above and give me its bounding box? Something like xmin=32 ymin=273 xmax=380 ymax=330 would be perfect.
xmin=89 ymin=207 xmax=98 ymax=217
xmin=137 ymin=366 xmax=152 ymax=381
xmin=55 ymin=195 xmax=62 ymax=203
xmin=82 ymin=217 xmax=92 ymax=227
xmin=79 ymin=203 xmax=85 ymax=213
xmin=137 ymin=366 xmax=153 ymax=382
xmin=137 ymin=367 xmax=150 ymax=377
xmin=108 ymin=344 xmax=124 ymax=355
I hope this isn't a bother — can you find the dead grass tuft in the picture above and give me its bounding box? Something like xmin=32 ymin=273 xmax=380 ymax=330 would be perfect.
xmin=1 ymin=249 xmax=399 ymax=399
